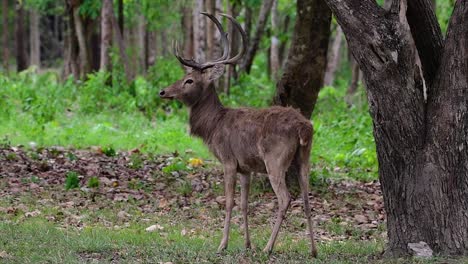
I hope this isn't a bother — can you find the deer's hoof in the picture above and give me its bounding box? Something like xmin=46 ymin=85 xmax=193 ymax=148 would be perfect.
xmin=217 ymin=244 xmax=227 ymax=253
xmin=311 ymin=249 xmax=318 ymax=258
xmin=262 ymin=247 xmax=272 ymax=255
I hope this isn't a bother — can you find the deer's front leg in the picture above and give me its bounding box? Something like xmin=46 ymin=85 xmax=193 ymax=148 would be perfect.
xmin=240 ymin=173 xmax=251 ymax=249
xmin=217 ymin=165 xmax=237 ymax=253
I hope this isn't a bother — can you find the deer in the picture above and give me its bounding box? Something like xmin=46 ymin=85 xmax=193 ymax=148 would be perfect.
xmin=159 ymin=13 xmax=317 ymax=258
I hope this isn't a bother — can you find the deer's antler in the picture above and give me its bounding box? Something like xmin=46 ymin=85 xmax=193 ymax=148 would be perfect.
xmin=173 ymin=13 xmax=247 ymax=71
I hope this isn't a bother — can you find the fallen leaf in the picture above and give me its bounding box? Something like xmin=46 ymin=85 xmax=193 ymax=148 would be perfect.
xmin=146 ymin=224 xmax=164 ymax=232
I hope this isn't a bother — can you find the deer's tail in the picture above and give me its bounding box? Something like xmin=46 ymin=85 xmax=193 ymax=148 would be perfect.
xmin=298 ymin=121 xmax=313 ymax=146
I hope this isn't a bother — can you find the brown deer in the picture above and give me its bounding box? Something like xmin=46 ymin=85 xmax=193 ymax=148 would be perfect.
xmin=159 ymin=13 xmax=317 ymax=257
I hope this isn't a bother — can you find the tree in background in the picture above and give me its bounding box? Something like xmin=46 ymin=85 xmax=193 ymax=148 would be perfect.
xmin=274 ymin=0 xmax=331 ymax=118
xmin=240 ymin=0 xmax=274 ymax=73
xmin=2 ymin=0 xmax=9 ymax=71
xmin=15 ymin=1 xmax=28 ymax=72
xmin=325 ymin=0 xmax=467 ymax=256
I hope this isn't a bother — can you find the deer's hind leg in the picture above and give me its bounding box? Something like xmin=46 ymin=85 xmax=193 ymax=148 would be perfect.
xmin=240 ymin=173 xmax=251 ymax=249
xmin=297 ymin=144 xmax=318 ymax=257
xmin=262 ymin=141 xmax=296 ymax=254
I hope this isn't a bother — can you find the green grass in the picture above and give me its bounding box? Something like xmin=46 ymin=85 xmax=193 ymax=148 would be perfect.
xmin=0 ymin=217 xmax=381 ymax=264
xmin=1 ymin=217 xmax=464 ymax=264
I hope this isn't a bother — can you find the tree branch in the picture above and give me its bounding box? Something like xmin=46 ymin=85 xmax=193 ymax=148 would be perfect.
xmin=407 ymin=0 xmax=444 ymax=88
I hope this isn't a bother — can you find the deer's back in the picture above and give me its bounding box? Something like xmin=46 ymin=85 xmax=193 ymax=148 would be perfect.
xmin=209 ymin=106 xmax=312 ymax=174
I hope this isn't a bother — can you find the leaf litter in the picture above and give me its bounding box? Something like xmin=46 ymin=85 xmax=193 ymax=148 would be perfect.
xmin=0 ymin=145 xmax=386 ymax=243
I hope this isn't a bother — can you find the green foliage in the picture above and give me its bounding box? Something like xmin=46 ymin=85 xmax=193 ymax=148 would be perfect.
xmin=65 ymin=171 xmax=80 ymax=190
xmin=102 ymin=146 xmax=117 ymax=157
xmin=128 ymin=153 xmax=143 ymax=169
xmin=87 ymin=176 xmax=100 ymax=188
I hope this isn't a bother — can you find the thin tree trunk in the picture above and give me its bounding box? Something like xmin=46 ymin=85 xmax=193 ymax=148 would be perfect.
xmin=138 ymin=15 xmax=147 ymax=73
xmin=182 ymin=6 xmax=194 ymax=61
xmin=323 ymin=26 xmax=343 ymax=86
xmin=278 ymin=15 xmax=290 ymax=69
xmin=100 ymin=0 xmax=113 ymax=71
xmin=240 ymin=0 xmax=274 ymax=73
xmin=274 ymin=0 xmax=332 ymax=118
xmin=117 ymin=0 xmax=123 ymax=39
xmin=147 ymin=30 xmax=156 ymax=68
xmin=205 ymin=0 xmax=215 ymax=60
xmin=325 ymin=0 xmax=467 ymax=256
xmin=345 ymin=59 xmax=360 ymax=105
xmin=193 ymin=0 xmax=206 ymax=62
xmin=73 ymin=7 xmax=90 ymax=78
xmin=29 ymin=9 xmax=40 ymax=69
xmin=111 ymin=11 xmax=131 ymax=80
xmin=270 ymin=0 xmax=280 ymax=80
xmin=15 ymin=2 xmax=28 ymax=71
xmin=244 ymin=6 xmax=252 ymax=42
xmin=223 ymin=0 xmax=239 ymax=95
xmin=63 ymin=2 xmax=79 ymax=79
xmin=2 ymin=0 xmax=9 ymax=71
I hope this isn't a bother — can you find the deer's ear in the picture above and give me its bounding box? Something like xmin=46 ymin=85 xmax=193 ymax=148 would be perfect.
xmin=204 ymin=64 xmax=225 ymax=82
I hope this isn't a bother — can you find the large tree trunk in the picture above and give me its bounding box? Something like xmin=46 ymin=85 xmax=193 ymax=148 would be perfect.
xmin=2 ymin=0 xmax=9 ymax=71
xmin=240 ymin=0 xmax=274 ymax=73
xmin=193 ymin=0 xmax=206 ymax=62
xmin=29 ymin=9 xmax=40 ymax=69
xmin=15 ymin=2 xmax=28 ymax=72
xmin=269 ymin=0 xmax=280 ymax=80
xmin=323 ymin=26 xmax=343 ymax=86
xmin=273 ymin=0 xmax=331 ymax=118
xmin=325 ymin=0 xmax=467 ymax=256
xmin=100 ymin=0 xmax=113 ymax=71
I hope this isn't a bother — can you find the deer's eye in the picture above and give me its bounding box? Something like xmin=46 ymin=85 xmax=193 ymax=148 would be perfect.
xmin=184 ymin=79 xmax=193 ymax=85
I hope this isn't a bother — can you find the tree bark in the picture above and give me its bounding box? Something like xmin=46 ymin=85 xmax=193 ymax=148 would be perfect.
xmin=324 ymin=0 xmax=468 ymax=256
xmin=117 ymin=0 xmax=123 ymax=39
xmin=270 ymin=0 xmax=280 ymax=80
xmin=111 ymin=10 xmax=131 ymax=80
xmin=100 ymin=0 xmax=113 ymax=71
xmin=193 ymin=0 xmax=206 ymax=62
xmin=2 ymin=0 xmax=9 ymax=71
xmin=137 ymin=15 xmax=147 ymax=73
xmin=205 ymin=0 xmax=215 ymax=60
xmin=72 ymin=6 xmax=90 ymax=78
xmin=222 ymin=0 xmax=240 ymax=95
xmin=323 ymin=26 xmax=342 ymax=86
xmin=63 ymin=2 xmax=80 ymax=79
xmin=273 ymin=0 xmax=331 ymax=118
xmin=29 ymin=9 xmax=40 ymax=69
xmin=182 ymin=6 xmax=194 ymax=61
xmin=240 ymin=0 xmax=274 ymax=74
xmin=15 ymin=1 xmax=28 ymax=72
xmin=345 ymin=59 xmax=360 ymax=105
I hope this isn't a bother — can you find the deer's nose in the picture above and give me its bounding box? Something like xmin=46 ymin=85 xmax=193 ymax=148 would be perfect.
xmin=159 ymin=90 xmax=166 ymax=96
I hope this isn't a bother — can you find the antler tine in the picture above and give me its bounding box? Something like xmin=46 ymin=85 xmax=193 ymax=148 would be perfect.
xmin=219 ymin=13 xmax=248 ymax=65
xmin=173 ymin=40 xmax=203 ymax=70
xmin=200 ymin=12 xmax=230 ymax=63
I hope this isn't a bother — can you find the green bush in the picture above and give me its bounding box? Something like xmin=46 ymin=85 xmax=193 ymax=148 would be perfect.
xmin=65 ymin=171 xmax=80 ymax=190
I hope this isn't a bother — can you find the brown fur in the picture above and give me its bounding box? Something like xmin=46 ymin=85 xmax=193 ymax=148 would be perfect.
xmin=160 ymin=67 xmax=318 ymax=257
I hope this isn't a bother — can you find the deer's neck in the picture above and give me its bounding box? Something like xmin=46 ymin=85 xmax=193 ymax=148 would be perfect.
xmin=188 ymin=84 xmax=225 ymax=143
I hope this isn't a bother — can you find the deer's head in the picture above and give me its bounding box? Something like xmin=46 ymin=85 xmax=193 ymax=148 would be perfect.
xmin=159 ymin=13 xmax=247 ymax=106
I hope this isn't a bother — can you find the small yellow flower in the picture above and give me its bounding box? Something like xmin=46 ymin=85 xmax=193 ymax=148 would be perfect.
xmin=188 ymin=158 xmax=204 ymax=167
